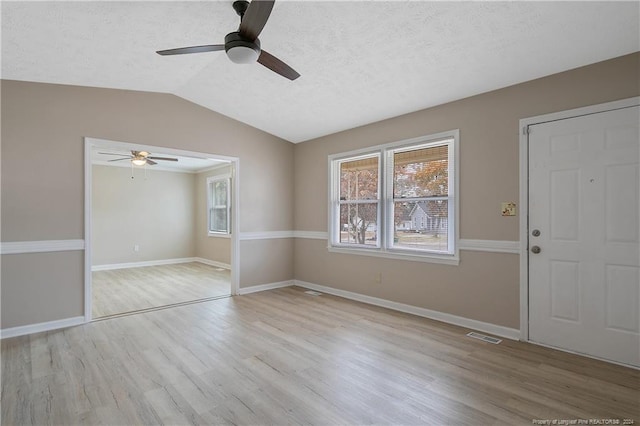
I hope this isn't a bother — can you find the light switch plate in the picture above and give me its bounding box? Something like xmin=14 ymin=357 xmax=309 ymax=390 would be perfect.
xmin=501 ymin=202 xmax=516 ymax=216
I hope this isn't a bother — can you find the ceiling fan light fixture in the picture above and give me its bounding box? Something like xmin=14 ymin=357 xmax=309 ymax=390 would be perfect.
xmin=227 ymin=46 xmax=260 ymax=64
xmin=132 ymin=158 xmax=147 ymax=166
xmin=224 ymin=32 xmax=260 ymax=64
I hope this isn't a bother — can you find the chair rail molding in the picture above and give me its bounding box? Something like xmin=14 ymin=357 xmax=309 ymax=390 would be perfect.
xmin=1 ymin=239 xmax=85 ymax=255
xmin=293 ymin=231 xmax=519 ymax=253
xmin=239 ymin=231 xmax=295 ymax=240
xmin=458 ymin=239 xmax=519 ymax=254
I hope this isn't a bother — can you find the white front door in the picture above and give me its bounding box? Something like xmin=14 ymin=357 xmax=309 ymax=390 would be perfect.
xmin=528 ymin=105 xmax=640 ymax=367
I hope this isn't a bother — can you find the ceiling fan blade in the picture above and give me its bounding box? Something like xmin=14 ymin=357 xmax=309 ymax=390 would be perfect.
xmin=107 ymin=158 xmax=131 ymax=162
xmin=99 ymin=152 xmax=131 ymax=156
xmin=156 ymin=44 xmax=225 ymax=56
xmin=257 ymin=50 xmax=300 ymax=80
xmin=239 ymin=0 xmax=275 ymax=41
xmin=148 ymin=156 xmax=178 ymax=162
xmin=146 ymin=159 xmax=158 ymax=166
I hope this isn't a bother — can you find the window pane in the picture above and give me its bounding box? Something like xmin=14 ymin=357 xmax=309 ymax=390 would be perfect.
xmin=213 ymin=180 xmax=228 ymax=205
xmin=392 ymin=200 xmax=448 ymax=251
xmin=339 ymin=202 xmax=378 ymax=246
xmin=394 ymin=146 xmax=448 ymax=198
xmin=340 ymin=157 xmax=379 ymax=201
xmin=210 ymin=207 xmax=227 ymax=232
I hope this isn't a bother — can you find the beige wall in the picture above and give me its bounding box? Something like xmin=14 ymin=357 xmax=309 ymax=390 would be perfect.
xmin=294 ymin=239 xmax=519 ymax=327
xmin=241 ymin=239 xmax=294 ymax=288
xmin=1 ymin=81 xmax=294 ymax=329
xmin=1 ymin=252 xmax=84 ymax=328
xmin=92 ymin=165 xmax=196 ymax=266
xmin=1 ymin=53 xmax=638 ymax=332
xmin=293 ymin=52 xmax=640 ymax=329
xmin=195 ymin=165 xmax=232 ymax=266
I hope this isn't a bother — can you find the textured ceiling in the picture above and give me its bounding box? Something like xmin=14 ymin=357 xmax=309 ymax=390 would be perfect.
xmin=2 ymin=1 xmax=639 ymax=143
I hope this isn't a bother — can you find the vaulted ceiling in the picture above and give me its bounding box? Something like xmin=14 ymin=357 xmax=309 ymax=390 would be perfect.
xmin=2 ymin=1 xmax=638 ymax=143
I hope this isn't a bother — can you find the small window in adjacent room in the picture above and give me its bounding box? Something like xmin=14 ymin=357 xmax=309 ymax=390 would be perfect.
xmin=328 ymin=130 xmax=458 ymax=264
xmin=207 ymin=175 xmax=231 ymax=235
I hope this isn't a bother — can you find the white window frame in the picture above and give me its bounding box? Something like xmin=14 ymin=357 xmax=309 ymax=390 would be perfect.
xmin=328 ymin=130 xmax=459 ymax=265
xmin=207 ymin=174 xmax=231 ymax=236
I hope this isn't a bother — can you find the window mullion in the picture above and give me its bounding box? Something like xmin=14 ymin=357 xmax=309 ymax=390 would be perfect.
xmin=378 ymin=150 xmax=382 ymax=249
xmin=383 ymin=148 xmax=393 ymax=250
xmin=393 ymin=196 xmax=449 ymax=202
xmin=338 ymin=199 xmax=379 ymax=205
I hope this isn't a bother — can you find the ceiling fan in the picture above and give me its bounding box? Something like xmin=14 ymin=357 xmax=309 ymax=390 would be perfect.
xmin=99 ymin=150 xmax=179 ymax=166
xmin=156 ymin=0 xmax=300 ymax=81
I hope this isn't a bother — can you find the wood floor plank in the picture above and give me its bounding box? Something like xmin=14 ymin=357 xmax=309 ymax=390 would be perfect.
xmin=2 ymin=286 xmax=638 ymax=425
xmin=92 ymin=262 xmax=230 ymax=318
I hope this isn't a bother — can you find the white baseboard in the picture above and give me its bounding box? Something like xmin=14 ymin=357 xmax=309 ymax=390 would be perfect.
xmin=1 ymin=316 xmax=85 ymax=339
xmin=294 ymin=280 xmax=520 ymax=340
xmin=194 ymin=257 xmax=231 ymax=270
xmin=93 ymin=257 xmax=232 ymax=272
xmin=92 ymin=257 xmax=198 ymax=271
xmin=238 ymin=280 xmax=294 ymax=295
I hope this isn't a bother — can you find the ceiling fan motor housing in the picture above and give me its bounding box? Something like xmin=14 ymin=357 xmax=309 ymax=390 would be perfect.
xmin=225 ymin=32 xmax=261 ymax=64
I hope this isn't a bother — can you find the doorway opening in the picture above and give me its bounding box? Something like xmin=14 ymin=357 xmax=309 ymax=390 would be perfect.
xmin=84 ymin=137 xmax=240 ymax=321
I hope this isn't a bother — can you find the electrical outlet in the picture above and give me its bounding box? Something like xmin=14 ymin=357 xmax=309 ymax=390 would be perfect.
xmin=134 ymin=244 xmax=139 ymax=252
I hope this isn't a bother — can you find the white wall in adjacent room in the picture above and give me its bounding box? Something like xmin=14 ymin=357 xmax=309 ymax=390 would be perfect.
xmin=91 ymin=165 xmax=196 ymax=266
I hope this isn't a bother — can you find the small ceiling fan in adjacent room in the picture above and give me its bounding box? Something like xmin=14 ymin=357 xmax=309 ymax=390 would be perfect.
xmin=156 ymin=0 xmax=300 ymax=80
xmin=99 ymin=150 xmax=178 ymax=166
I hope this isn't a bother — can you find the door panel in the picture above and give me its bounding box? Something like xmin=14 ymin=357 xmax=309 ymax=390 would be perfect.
xmin=605 ymin=163 xmax=639 ymax=242
xmin=605 ymin=265 xmax=639 ymax=333
xmin=550 ymin=260 xmax=580 ymax=322
xmin=529 ymin=105 xmax=639 ymax=367
xmin=550 ymin=169 xmax=580 ymax=240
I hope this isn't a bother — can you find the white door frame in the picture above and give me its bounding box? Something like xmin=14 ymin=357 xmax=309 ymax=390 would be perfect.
xmin=518 ymin=96 xmax=640 ymax=341
xmin=83 ymin=137 xmax=241 ymax=322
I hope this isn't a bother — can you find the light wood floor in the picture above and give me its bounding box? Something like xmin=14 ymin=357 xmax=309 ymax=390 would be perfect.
xmin=3 ymin=286 xmax=638 ymax=425
xmin=92 ymin=262 xmax=230 ymax=318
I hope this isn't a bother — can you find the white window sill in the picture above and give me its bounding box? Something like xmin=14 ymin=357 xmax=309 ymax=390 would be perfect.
xmin=208 ymin=232 xmax=231 ymax=238
xmin=327 ymin=246 xmax=459 ymax=265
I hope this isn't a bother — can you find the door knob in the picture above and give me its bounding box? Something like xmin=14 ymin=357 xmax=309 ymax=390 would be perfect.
xmin=531 ymin=246 xmax=541 ymax=254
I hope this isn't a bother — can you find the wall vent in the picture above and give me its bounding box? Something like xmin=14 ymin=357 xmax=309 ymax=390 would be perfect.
xmin=466 ymin=332 xmax=502 ymax=344
xmin=304 ymin=290 xmax=322 ymax=296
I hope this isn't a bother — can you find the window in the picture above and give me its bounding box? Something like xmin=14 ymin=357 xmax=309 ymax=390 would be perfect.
xmin=329 ymin=130 xmax=458 ymax=264
xmin=337 ymin=154 xmax=380 ymax=247
xmin=207 ymin=175 xmax=231 ymax=235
